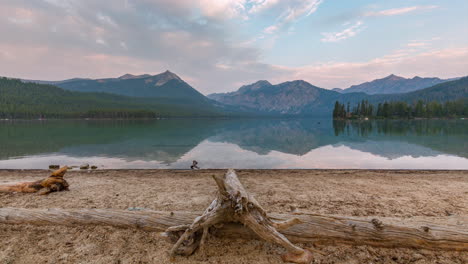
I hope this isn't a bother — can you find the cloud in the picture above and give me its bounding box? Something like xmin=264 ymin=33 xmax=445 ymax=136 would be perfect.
xmin=0 ymin=0 xmax=272 ymax=93
xmin=275 ymin=47 xmax=468 ymax=89
xmin=97 ymin=12 xmax=118 ymax=27
xmin=96 ymin=38 xmax=107 ymax=46
xmin=321 ymin=21 xmax=364 ymax=42
xmin=6 ymin=7 xmax=35 ymax=25
xmin=320 ymin=5 xmax=439 ymax=27
xmin=405 ymin=38 xmax=441 ymax=48
xmin=249 ymin=0 xmax=280 ymax=14
xmin=262 ymin=0 xmax=323 ymax=34
xmin=195 ymin=0 xmax=248 ymax=20
xmin=0 ymin=1 xmax=465 ymax=94
xmin=364 ymin=5 xmax=438 ymax=17
xmin=0 ymin=0 xmax=327 ymax=93
xmin=263 ymin=25 xmax=278 ymax=34
xmin=407 ymin=42 xmax=427 ymax=47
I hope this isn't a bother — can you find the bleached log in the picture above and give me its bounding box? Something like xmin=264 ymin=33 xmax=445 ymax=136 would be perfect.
xmin=0 ymin=208 xmax=467 ymax=251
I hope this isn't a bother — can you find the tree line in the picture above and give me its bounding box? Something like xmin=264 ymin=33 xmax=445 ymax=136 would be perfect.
xmin=0 ymin=77 xmax=220 ymax=119
xmin=333 ymin=99 xmax=467 ymax=119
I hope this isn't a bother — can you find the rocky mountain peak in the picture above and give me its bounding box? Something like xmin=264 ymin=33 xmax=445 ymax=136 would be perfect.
xmin=159 ymin=70 xmax=181 ymax=79
xmin=253 ymin=80 xmax=271 ymax=86
xmin=152 ymin=70 xmax=182 ymax=86
xmin=118 ymin=73 xmax=136 ymax=79
xmin=238 ymin=80 xmax=272 ymax=93
xmin=383 ymin=74 xmax=405 ymax=81
xmin=288 ymin=80 xmax=311 ymax=86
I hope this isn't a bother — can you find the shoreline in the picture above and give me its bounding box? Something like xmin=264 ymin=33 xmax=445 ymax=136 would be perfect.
xmin=1 ymin=169 xmax=467 ymax=263
xmin=1 ymin=169 xmax=468 ymax=175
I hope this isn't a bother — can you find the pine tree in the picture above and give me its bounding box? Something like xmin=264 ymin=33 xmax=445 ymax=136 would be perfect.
xmin=333 ymin=101 xmax=339 ymax=118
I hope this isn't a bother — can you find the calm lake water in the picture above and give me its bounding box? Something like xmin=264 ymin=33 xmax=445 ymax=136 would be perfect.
xmin=0 ymin=119 xmax=467 ymax=169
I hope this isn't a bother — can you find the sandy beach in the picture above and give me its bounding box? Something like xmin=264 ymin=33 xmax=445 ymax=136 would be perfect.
xmin=1 ymin=169 xmax=467 ymax=264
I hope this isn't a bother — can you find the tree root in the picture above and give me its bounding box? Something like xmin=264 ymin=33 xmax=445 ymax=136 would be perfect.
xmin=166 ymin=169 xmax=312 ymax=263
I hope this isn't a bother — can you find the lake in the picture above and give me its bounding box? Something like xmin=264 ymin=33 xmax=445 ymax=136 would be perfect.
xmin=0 ymin=119 xmax=467 ymax=169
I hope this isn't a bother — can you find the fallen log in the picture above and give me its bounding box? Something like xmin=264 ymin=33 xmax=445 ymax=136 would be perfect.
xmin=0 ymin=166 xmax=69 ymax=195
xmin=0 ymin=208 xmax=467 ymax=251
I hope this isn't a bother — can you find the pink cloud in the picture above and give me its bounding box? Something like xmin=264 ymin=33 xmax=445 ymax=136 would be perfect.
xmin=364 ymin=5 xmax=438 ymax=17
xmin=407 ymin=42 xmax=428 ymax=47
xmin=262 ymin=0 xmax=323 ymax=34
xmin=321 ymin=21 xmax=364 ymax=42
xmin=194 ymin=0 xmax=248 ymax=20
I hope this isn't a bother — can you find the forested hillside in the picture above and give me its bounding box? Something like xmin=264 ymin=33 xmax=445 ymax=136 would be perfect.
xmin=333 ymin=99 xmax=467 ymax=119
xmin=0 ymin=78 xmax=222 ymax=118
xmin=377 ymin=76 xmax=468 ymax=103
xmin=332 ymin=78 xmax=468 ymax=119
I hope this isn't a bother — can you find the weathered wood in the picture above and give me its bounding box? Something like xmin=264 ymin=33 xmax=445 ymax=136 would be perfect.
xmin=0 ymin=166 xmax=69 ymax=195
xmin=0 ymin=208 xmax=467 ymax=251
xmin=165 ymin=169 xmax=314 ymax=263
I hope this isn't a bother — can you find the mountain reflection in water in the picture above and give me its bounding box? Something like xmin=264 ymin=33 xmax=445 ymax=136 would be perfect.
xmin=0 ymin=119 xmax=466 ymax=169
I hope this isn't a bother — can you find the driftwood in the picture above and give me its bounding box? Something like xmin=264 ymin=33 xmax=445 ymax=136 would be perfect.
xmin=0 ymin=208 xmax=467 ymax=251
xmin=165 ymin=169 xmax=313 ymax=263
xmin=1 ymin=169 xmax=467 ymax=262
xmin=0 ymin=166 xmax=69 ymax=195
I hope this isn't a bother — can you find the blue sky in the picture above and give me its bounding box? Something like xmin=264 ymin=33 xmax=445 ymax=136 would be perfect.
xmin=0 ymin=0 xmax=467 ymax=93
xmin=255 ymin=0 xmax=467 ymax=65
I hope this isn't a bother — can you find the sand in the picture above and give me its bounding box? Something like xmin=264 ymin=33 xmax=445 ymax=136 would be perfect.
xmin=0 ymin=169 xmax=467 ymax=264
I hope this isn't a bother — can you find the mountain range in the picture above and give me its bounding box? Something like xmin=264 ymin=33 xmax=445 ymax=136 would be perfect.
xmin=1 ymin=71 xmax=466 ymax=118
xmin=0 ymin=77 xmax=222 ymax=118
xmin=331 ymin=74 xmax=457 ymax=94
xmin=208 ymin=76 xmax=467 ymax=116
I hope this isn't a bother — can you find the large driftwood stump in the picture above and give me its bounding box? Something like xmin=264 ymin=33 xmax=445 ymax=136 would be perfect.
xmin=0 ymin=166 xmax=69 ymax=195
xmin=165 ymin=169 xmax=313 ymax=264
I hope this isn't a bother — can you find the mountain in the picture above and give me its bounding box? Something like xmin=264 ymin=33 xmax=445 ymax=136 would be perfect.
xmin=40 ymin=70 xmax=210 ymax=104
xmin=372 ymin=76 xmax=468 ymax=103
xmin=208 ymin=80 xmax=275 ymax=112
xmin=208 ymin=80 xmax=344 ymax=115
xmin=208 ymin=76 xmax=468 ymax=116
xmin=340 ymin=74 xmax=452 ymax=94
xmin=0 ymin=77 xmax=222 ymax=118
xmin=9 ymin=72 xmax=467 ymax=118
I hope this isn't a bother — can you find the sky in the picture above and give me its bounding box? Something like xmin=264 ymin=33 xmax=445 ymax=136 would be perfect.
xmin=0 ymin=0 xmax=467 ymax=94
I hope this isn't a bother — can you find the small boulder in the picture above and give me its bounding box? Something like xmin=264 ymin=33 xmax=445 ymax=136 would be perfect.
xmin=49 ymin=165 xmax=60 ymax=169
xmin=80 ymin=163 xmax=90 ymax=170
xmin=91 ymin=165 xmax=98 ymax=170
